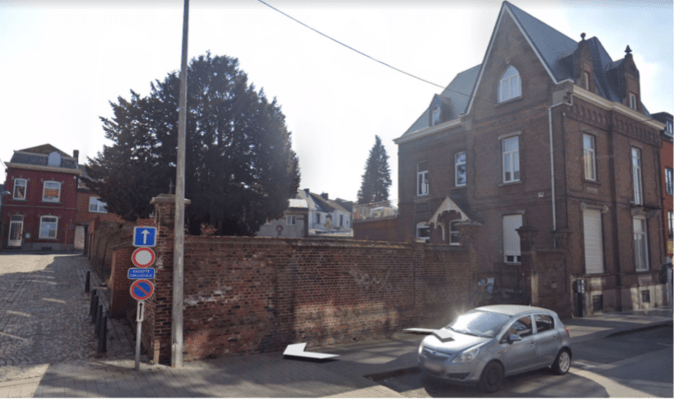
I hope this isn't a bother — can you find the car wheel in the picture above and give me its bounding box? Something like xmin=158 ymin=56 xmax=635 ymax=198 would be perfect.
xmin=480 ymin=361 xmax=504 ymax=393
xmin=552 ymin=349 xmax=571 ymax=375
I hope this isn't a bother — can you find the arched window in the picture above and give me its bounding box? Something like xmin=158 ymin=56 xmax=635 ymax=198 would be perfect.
xmin=498 ymin=66 xmax=521 ymax=103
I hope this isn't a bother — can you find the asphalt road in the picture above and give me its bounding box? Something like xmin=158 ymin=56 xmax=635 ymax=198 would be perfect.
xmin=373 ymin=326 xmax=673 ymax=397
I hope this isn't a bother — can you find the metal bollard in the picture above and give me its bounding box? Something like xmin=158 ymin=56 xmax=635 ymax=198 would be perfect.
xmin=91 ymin=294 xmax=99 ymax=323
xmin=85 ymin=271 xmax=90 ymax=293
xmin=97 ymin=313 xmax=107 ymax=353
xmin=95 ymin=304 xmax=103 ymax=337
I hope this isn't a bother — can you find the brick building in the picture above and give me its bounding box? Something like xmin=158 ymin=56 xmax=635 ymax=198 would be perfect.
xmin=394 ymin=2 xmax=667 ymax=316
xmin=652 ymin=112 xmax=673 ymax=259
xmin=1 ymin=144 xmax=81 ymax=251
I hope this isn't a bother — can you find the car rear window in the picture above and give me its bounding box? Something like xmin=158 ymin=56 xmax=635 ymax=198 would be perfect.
xmin=534 ymin=314 xmax=554 ymax=333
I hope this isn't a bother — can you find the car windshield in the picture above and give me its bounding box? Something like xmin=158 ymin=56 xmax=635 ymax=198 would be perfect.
xmin=446 ymin=310 xmax=512 ymax=338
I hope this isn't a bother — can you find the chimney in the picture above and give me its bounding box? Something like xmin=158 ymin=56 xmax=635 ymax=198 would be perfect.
xmin=304 ymin=188 xmax=310 ymax=194
xmin=73 ymin=150 xmax=79 ymax=163
xmin=321 ymin=193 xmax=329 ymax=200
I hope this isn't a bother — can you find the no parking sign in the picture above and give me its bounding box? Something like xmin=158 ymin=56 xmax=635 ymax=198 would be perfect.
xmin=130 ymin=279 xmax=154 ymax=301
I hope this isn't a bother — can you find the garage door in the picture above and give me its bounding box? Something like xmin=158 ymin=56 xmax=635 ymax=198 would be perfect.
xmin=583 ymin=209 xmax=604 ymax=274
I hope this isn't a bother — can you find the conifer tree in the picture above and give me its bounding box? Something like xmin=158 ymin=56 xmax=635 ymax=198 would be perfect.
xmin=357 ymin=135 xmax=392 ymax=204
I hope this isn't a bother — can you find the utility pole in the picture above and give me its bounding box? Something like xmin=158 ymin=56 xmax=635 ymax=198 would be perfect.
xmin=172 ymin=0 xmax=189 ymax=368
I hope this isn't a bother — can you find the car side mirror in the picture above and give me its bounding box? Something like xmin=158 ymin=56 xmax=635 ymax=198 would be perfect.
xmin=507 ymin=334 xmax=522 ymax=344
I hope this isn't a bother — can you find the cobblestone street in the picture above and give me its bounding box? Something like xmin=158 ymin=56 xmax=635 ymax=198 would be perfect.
xmin=0 ymin=253 xmax=135 ymax=384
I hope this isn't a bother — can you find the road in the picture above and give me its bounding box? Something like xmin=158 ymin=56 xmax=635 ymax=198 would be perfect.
xmin=374 ymin=326 xmax=673 ymax=397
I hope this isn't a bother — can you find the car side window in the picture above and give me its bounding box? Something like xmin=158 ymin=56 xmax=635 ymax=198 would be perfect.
xmin=507 ymin=316 xmax=533 ymax=338
xmin=534 ymin=314 xmax=554 ymax=333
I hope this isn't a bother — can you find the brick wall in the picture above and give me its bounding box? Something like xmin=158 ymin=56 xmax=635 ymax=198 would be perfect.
xmin=133 ymin=194 xmax=478 ymax=364
xmin=352 ymin=216 xmax=401 ymax=242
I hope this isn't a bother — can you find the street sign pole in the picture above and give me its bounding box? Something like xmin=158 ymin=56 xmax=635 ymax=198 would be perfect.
xmin=135 ymin=300 xmax=145 ymax=372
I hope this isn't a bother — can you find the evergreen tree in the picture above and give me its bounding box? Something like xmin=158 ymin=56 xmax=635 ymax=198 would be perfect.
xmin=357 ymin=135 xmax=392 ymax=204
xmin=86 ymin=52 xmax=300 ymax=236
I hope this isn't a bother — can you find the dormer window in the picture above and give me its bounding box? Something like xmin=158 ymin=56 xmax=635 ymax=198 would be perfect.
xmin=432 ymin=102 xmax=441 ymax=126
xmin=666 ymin=121 xmax=673 ymax=137
xmin=629 ymin=93 xmax=637 ymax=111
xmin=499 ymin=66 xmax=521 ymax=103
xmin=582 ymin=71 xmax=590 ymax=90
xmin=47 ymin=152 xmax=61 ymax=167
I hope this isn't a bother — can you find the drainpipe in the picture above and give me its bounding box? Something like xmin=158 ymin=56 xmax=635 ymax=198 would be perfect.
xmin=548 ymin=91 xmax=574 ymax=247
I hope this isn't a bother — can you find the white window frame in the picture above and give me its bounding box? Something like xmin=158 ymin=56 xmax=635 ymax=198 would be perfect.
xmin=632 ymin=148 xmax=642 ymax=205
xmin=39 ymin=216 xmax=59 ymax=239
xmin=416 ymin=222 xmax=430 ymax=243
xmin=503 ymin=214 xmax=522 ymax=264
xmin=286 ymin=215 xmax=296 ymax=225
xmin=582 ymin=71 xmax=590 ymax=90
xmin=667 ymin=121 xmax=673 ymax=137
xmin=417 ymin=162 xmax=429 ymax=196
xmin=666 ymin=168 xmax=673 ymax=196
xmin=88 ymin=197 xmax=108 ymax=213
xmin=498 ymin=66 xmax=522 ymax=103
xmin=633 ymin=216 xmax=649 ymax=271
xmin=13 ymin=178 xmax=27 ymax=200
xmin=455 ymin=152 xmax=467 ymax=187
xmin=629 ymin=93 xmax=637 ymax=111
xmin=583 ymin=134 xmax=596 ymax=181
xmin=449 ymin=220 xmax=461 ymax=246
xmin=502 ymin=136 xmax=520 ymax=183
xmin=42 ymin=181 xmax=61 ymax=202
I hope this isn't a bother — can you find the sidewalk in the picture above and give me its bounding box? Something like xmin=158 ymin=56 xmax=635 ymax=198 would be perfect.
xmin=0 ymin=302 xmax=671 ymax=398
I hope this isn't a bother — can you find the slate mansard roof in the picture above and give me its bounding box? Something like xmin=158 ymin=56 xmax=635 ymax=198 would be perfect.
xmin=9 ymin=144 xmax=79 ymax=170
xmin=403 ymin=1 xmax=653 ymax=137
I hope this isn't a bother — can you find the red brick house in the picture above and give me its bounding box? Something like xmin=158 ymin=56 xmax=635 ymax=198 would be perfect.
xmin=652 ymin=112 xmax=674 ymax=259
xmin=394 ymin=2 xmax=667 ymax=316
xmin=1 ymin=144 xmax=81 ymax=251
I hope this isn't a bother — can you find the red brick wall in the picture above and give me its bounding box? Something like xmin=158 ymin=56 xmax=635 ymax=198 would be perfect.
xmin=138 ymin=197 xmax=478 ymax=364
xmin=353 ymin=217 xmax=401 ymax=242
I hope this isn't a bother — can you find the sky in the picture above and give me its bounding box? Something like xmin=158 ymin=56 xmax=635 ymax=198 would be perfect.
xmin=0 ymin=0 xmax=673 ymax=204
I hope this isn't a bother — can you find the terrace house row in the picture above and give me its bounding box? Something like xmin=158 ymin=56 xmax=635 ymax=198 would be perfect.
xmin=394 ymin=1 xmax=668 ymax=316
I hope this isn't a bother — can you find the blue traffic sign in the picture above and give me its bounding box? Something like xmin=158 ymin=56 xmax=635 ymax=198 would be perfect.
xmin=128 ymin=268 xmax=155 ymax=280
xmin=130 ymin=279 xmax=154 ymax=301
xmin=133 ymin=226 xmax=157 ymax=247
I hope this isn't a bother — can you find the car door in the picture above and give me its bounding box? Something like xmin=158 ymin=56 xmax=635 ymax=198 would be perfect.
xmin=532 ymin=314 xmax=560 ymax=368
xmin=501 ymin=315 xmax=537 ymax=375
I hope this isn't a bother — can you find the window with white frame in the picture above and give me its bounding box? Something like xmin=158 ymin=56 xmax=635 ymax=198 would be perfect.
xmin=629 ymin=93 xmax=637 ymax=111
xmin=42 ymin=181 xmax=61 ymax=202
xmin=449 ymin=220 xmax=461 ymax=245
xmin=286 ymin=215 xmax=296 ymax=225
xmin=39 ymin=216 xmax=58 ymax=239
xmin=499 ymin=66 xmax=521 ymax=103
xmin=583 ymin=134 xmax=596 ymax=180
xmin=503 ymin=136 xmax=520 ymax=183
xmin=13 ymin=178 xmax=27 ymax=200
xmin=633 ymin=217 xmax=649 ymax=271
xmin=632 ymin=148 xmax=642 ymax=205
xmin=582 ymin=71 xmax=590 ymax=90
xmin=666 ymin=168 xmax=673 ymax=196
xmin=417 ymin=161 xmax=429 ymax=196
xmin=416 ymin=222 xmax=430 ymax=243
xmin=503 ymin=214 xmax=522 ymax=263
xmin=667 ymin=121 xmax=673 ymax=137
xmin=455 ymin=152 xmax=466 ymax=186
xmin=88 ymin=197 xmax=108 ymax=213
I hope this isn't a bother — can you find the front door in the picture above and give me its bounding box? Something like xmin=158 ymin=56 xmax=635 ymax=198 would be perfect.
xmin=8 ymin=216 xmax=24 ymax=247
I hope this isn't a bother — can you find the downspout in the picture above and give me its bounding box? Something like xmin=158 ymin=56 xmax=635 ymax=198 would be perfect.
xmin=548 ymin=92 xmax=574 ymax=247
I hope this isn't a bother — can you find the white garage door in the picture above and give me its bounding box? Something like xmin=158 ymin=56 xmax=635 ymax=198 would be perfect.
xmin=583 ymin=209 xmax=604 ymax=274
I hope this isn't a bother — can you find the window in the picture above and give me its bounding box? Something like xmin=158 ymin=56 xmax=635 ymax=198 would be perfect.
xmin=449 ymin=221 xmax=461 ymax=245
xmin=582 ymin=71 xmax=590 ymax=90
xmin=316 ymin=213 xmax=321 ymax=224
xmin=39 ymin=216 xmax=58 ymax=239
xmin=417 ymin=162 xmax=429 ymax=196
xmin=583 ymin=209 xmax=604 ymax=274
xmin=666 ymin=168 xmax=673 ymax=196
xmin=416 ymin=222 xmax=430 ymax=243
xmin=339 ymin=214 xmax=344 ymax=227
xmin=629 ymin=93 xmax=637 ymax=111
xmin=503 ymin=214 xmax=522 ymax=263
xmin=583 ymin=134 xmax=596 ymax=180
xmin=633 ymin=217 xmax=649 ymax=271
xmin=432 ymin=102 xmax=441 ymax=126
xmin=455 ymin=152 xmax=466 ymax=186
xmin=667 ymin=121 xmax=673 ymax=137
xmin=42 ymin=181 xmax=61 ymax=202
xmin=632 ymin=148 xmax=642 ymax=205
xmin=502 ymin=136 xmax=520 ymax=183
xmin=534 ymin=315 xmax=554 ymax=333
xmin=286 ymin=216 xmax=296 ymax=225
xmin=13 ymin=178 xmax=27 ymax=200
xmin=88 ymin=197 xmax=108 ymax=213
xmin=507 ymin=316 xmax=532 ymax=338
xmin=499 ymin=66 xmax=521 ymax=103
xmin=669 ymin=211 xmax=673 ymax=238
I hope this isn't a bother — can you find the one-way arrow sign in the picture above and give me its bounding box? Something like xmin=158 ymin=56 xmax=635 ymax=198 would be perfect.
xmin=283 ymin=343 xmax=338 ymax=361
xmin=133 ymin=226 xmax=157 ymax=247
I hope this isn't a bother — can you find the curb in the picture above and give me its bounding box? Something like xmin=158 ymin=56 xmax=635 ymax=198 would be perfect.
xmin=604 ymin=320 xmax=673 ymax=338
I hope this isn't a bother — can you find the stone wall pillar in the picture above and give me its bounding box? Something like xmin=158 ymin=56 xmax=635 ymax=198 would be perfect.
xmin=517 ymin=226 xmax=538 ymax=306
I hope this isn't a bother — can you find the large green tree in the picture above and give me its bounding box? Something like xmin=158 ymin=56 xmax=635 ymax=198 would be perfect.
xmin=357 ymin=135 xmax=392 ymax=204
xmin=86 ymin=52 xmax=300 ymax=236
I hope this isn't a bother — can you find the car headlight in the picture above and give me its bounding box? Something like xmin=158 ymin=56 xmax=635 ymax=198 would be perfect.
xmin=451 ymin=346 xmax=480 ymax=363
xmin=418 ymin=343 xmax=425 ymax=355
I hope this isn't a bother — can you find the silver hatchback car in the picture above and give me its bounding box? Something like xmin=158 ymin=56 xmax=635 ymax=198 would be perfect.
xmin=418 ymin=305 xmax=572 ymax=392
